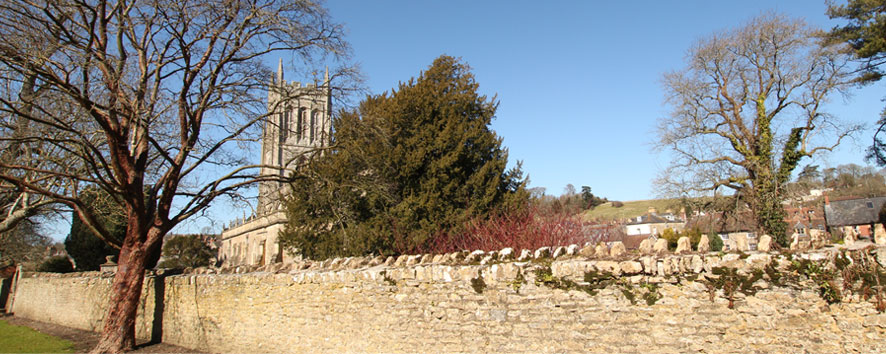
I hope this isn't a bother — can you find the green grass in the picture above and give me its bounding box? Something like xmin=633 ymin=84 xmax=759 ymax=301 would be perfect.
xmin=0 ymin=319 xmax=75 ymax=353
xmin=582 ymin=199 xmax=681 ymax=221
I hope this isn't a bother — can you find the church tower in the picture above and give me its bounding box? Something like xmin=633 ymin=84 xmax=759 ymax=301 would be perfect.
xmin=257 ymin=60 xmax=332 ymax=215
xmin=219 ymin=62 xmax=332 ymax=266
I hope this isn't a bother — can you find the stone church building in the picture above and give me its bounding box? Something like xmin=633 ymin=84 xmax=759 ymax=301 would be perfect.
xmin=218 ymin=62 xmax=331 ymax=266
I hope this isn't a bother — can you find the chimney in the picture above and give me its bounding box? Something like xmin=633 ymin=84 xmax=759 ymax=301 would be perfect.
xmin=648 ymin=206 xmax=657 ymax=214
xmin=824 ymin=192 xmax=829 ymax=205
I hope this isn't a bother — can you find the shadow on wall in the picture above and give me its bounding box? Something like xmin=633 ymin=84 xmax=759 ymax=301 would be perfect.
xmin=0 ymin=277 xmax=11 ymax=312
xmin=150 ymin=277 xmax=165 ymax=345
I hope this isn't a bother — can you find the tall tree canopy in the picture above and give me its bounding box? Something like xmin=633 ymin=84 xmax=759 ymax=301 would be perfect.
xmin=157 ymin=234 xmax=215 ymax=269
xmin=0 ymin=0 xmax=352 ymax=351
xmin=279 ymin=56 xmax=527 ymax=260
xmin=64 ymin=189 xmax=124 ymax=271
xmin=656 ymin=14 xmax=859 ymax=246
xmin=825 ymin=0 xmax=886 ymax=165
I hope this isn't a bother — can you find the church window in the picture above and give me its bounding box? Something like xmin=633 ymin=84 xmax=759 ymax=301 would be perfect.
xmin=310 ymin=110 xmax=317 ymax=142
xmin=281 ymin=109 xmax=290 ymax=141
xmin=297 ymin=108 xmax=305 ymax=141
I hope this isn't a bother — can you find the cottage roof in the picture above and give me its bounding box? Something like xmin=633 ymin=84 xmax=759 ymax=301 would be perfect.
xmin=625 ymin=213 xmax=681 ymax=225
xmin=824 ymin=196 xmax=886 ymax=227
xmin=685 ymin=212 xmax=755 ymax=233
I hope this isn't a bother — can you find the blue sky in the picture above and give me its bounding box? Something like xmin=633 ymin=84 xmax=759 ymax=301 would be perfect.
xmin=42 ymin=1 xmax=886 ymax=240
xmin=324 ymin=0 xmax=883 ymax=201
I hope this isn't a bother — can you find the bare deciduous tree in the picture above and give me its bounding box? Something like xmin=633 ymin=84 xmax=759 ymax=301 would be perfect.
xmin=0 ymin=0 xmax=353 ymax=352
xmin=0 ymin=67 xmax=75 ymax=235
xmin=655 ymin=14 xmax=861 ymax=246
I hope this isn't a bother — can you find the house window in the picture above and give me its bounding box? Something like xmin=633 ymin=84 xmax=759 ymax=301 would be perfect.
xmin=868 ymin=201 xmax=874 ymax=209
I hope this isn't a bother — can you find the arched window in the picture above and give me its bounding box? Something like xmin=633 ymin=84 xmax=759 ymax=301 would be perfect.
xmin=281 ymin=108 xmax=290 ymax=141
xmin=310 ymin=110 xmax=317 ymax=142
xmin=297 ymin=108 xmax=305 ymax=141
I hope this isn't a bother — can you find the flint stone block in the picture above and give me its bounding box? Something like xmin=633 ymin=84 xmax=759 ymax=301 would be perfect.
xmin=499 ymin=247 xmax=514 ymax=260
xmin=480 ymin=255 xmax=495 ymax=265
xmin=653 ymin=238 xmax=669 ymax=253
xmin=757 ymin=235 xmax=772 ymax=252
xmin=697 ymin=235 xmax=710 ymax=253
xmin=639 ymin=239 xmax=654 ymax=254
xmin=609 ymin=242 xmax=626 ymax=257
xmin=746 ymin=254 xmax=771 ymax=268
xmin=465 ymin=250 xmax=485 ymax=263
xmin=595 ymin=261 xmax=620 ymax=275
xmin=733 ymin=234 xmax=749 ymax=252
xmin=579 ymin=245 xmax=596 ymax=257
xmin=534 ymin=247 xmax=551 ymax=259
xmin=406 ymin=255 xmax=421 ymax=266
xmin=595 ymin=244 xmax=610 ymax=258
xmin=675 ymin=237 xmax=691 ymax=254
xmin=518 ymin=249 xmax=532 ymax=261
xmin=619 ymin=261 xmax=642 ymax=274
xmin=690 ymin=255 xmax=704 ymax=273
xmin=640 ymin=256 xmax=656 ymax=275
xmin=566 ymin=244 xmax=579 ymax=256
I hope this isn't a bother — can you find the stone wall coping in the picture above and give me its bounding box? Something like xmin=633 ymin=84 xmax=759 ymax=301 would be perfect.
xmin=25 ymin=245 xmax=884 ymax=289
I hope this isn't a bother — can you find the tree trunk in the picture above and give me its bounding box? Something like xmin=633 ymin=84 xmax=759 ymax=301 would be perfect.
xmin=90 ymin=227 xmax=150 ymax=353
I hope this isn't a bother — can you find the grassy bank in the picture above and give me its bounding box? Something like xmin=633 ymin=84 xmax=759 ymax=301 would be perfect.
xmin=0 ymin=319 xmax=75 ymax=353
xmin=582 ymin=199 xmax=680 ymax=221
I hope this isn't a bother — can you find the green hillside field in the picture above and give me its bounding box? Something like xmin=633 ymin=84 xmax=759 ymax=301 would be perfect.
xmin=581 ymin=199 xmax=682 ymax=222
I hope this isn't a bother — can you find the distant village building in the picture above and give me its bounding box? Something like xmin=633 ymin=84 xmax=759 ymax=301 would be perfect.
xmin=624 ymin=207 xmax=684 ymax=237
xmin=218 ymin=62 xmax=332 ymax=266
xmin=824 ymin=196 xmax=886 ymax=238
xmin=685 ymin=212 xmax=758 ymax=251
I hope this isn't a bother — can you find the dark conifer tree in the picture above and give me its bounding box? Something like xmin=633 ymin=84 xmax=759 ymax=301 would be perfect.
xmin=280 ymin=56 xmax=527 ymax=259
xmin=64 ymin=190 xmax=123 ymax=271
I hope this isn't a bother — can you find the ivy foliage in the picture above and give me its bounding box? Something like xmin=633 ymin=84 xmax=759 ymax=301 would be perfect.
xmin=279 ymin=56 xmax=528 ymax=260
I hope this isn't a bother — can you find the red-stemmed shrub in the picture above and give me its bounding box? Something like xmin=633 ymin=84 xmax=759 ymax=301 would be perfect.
xmin=405 ymin=205 xmax=615 ymax=255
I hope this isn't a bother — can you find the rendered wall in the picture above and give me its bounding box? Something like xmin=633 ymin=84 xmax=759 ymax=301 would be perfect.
xmin=11 ymin=249 xmax=886 ymax=353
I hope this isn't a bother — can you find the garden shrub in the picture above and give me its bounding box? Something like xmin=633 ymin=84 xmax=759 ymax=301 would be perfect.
xmin=36 ymin=256 xmax=74 ymax=273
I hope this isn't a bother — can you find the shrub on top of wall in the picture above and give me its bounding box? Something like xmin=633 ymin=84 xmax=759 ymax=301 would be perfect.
xmin=709 ymin=232 xmax=724 ymax=252
xmin=36 ymin=256 xmax=74 ymax=273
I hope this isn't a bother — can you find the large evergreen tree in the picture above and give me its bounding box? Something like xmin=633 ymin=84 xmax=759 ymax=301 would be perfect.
xmin=280 ymin=56 xmax=527 ymax=259
xmin=64 ymin=189 xmax=123 ymax=271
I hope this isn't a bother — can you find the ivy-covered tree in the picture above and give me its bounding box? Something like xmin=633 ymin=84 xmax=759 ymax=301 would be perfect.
xmin=280 ymin=56 xmax=528 ymax=259
xmin=656 ymin=14 xmax=859 ymax=247
xmin=64 ymin=190 xmax=123 ymax=271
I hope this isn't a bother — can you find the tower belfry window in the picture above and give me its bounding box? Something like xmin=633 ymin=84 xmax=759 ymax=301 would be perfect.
xmin=310 ymin=111 xmax=317 ymax=142
xmin=281 ymin=109 xmax=290 ymax=141
xmin=297 ymin=108 xmax=305 ymax=141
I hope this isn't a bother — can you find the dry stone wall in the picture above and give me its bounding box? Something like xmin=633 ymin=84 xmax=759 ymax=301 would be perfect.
xmin=11 ymin=246 xmax=886 ymax=353
xmin=11 ymin=273 xmax=159 ymax=341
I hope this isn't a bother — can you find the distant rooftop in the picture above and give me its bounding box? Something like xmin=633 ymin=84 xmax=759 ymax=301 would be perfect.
xmin=824 ymin=196 xmax=886 ymax=227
